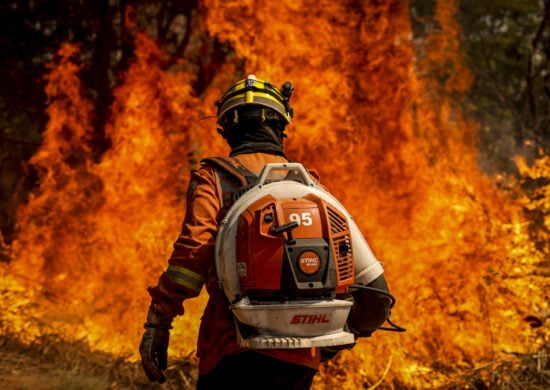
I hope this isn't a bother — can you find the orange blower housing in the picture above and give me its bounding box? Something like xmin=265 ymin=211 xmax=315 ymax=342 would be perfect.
xmin=235 ymin=193 xmax=354 ymax=301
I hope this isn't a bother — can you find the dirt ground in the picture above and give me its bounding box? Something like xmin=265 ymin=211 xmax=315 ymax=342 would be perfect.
xmin=0 ymin=346 xmax=110 ymax=390
xmin=0 ymin=337 xmax=197 ymax=390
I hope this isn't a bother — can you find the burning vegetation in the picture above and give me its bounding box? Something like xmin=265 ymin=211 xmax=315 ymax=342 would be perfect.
xmin=0 ymin=0 xmax=548 ymax=389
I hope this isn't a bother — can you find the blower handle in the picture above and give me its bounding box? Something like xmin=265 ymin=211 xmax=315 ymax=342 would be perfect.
xmin=270 ymin=221 xmax=299 ymax=245
xmin=256 ymin=163 xmax=315 ymax=187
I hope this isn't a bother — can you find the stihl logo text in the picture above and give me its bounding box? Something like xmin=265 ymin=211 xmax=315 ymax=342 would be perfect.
xmin=301 ymin=257 xmax=318 ymax=264
xmin=298 ymin=250 xmax=321 ymax=274
xmin=290 ymin=314 xmax=330 ymax=324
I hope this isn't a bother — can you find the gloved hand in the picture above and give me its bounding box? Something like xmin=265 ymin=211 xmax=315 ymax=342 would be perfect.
xmin=139 ymin=306 xmax=173 ymax=383
xmin=348 ymin=275 xmax=392 ymax=338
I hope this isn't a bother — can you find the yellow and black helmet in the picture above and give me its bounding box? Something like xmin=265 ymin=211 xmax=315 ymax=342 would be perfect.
xmin=216 ymin=74 xmax=294 ymax=129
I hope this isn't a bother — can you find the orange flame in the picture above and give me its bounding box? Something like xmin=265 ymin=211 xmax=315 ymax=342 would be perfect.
xmin=2 ymin=0 xmax=547 ymax=388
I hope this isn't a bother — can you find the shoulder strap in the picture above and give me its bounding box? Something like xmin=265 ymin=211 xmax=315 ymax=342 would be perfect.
xmin=202 ymin=156 xmax=259 ymax=212
xmin=203 ymin=156 xmax=315 ymax=200
xmin=202 ymin=156 xmax=257 ymax=187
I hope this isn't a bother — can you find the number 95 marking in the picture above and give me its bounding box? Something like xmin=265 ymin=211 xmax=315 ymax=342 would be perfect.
xmin=289 ymin=212 xmax=313 ymax=226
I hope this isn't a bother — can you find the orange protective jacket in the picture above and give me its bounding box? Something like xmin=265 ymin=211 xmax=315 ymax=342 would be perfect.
xmin=148 ymin=152 xmax=322 ymax=375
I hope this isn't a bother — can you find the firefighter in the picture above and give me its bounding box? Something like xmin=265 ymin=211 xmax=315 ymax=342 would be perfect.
xmin=139 ymin=75 xmax=392 ymax=389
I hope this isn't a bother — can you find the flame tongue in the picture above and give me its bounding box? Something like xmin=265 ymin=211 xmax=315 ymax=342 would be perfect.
xmin=7 ymin=34 xmax=203 ymax=353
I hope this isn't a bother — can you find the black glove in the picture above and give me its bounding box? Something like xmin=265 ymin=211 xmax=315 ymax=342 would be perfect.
xmin=139 ymin=306 xmax=173 ymax=383
xmin=348 ymin=275 xmax=392 ymax=338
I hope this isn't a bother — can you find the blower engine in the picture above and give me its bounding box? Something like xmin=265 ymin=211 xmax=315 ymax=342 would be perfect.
xmin=215 ymin=163 xmax=377 ymax=349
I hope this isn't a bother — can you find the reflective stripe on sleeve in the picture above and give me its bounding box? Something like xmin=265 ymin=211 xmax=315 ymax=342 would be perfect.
xmin=166 ymin=265 xmax=204 ymax=293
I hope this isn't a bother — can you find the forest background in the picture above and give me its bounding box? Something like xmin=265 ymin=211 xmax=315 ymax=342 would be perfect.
xmin=2 ymin=0 xmax=549 ymax=247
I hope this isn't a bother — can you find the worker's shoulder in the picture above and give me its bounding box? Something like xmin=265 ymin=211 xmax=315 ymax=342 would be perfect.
xmin=192 ymin=156 xmax=229 ymax=170
xmin=305 ymin=167 xmax=321 ymax=182
xmin=193 ymin=155 xmax=323 ymax=185
xmin=288 ymin=160 xmax=321 ymax=183
xmin=188 ymin=158 xmax=221 ymax=181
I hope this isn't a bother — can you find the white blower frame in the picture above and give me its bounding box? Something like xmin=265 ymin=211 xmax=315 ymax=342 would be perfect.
xmin=215 ymin=163 xmax=377 ymax=349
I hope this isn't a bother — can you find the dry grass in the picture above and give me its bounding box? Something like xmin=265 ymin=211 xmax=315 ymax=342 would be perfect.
xmin=0 ymin=332 xmax=197 ymax=390
xmin=0 ymin=330 xmax=548 ymax=389
xmin=432 ymin=346 xmax=550 ymax=390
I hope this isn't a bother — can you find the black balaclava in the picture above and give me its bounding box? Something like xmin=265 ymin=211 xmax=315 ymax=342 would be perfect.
xmin=223 ymin=119 xmax=287 ymax=157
